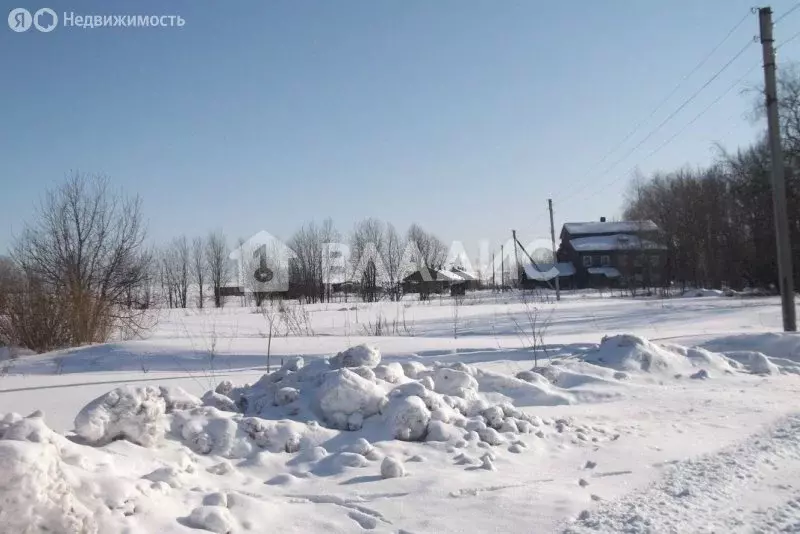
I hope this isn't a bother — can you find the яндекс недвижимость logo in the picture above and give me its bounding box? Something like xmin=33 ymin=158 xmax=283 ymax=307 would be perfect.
xmin=7 ymin=7 xmax=58 ymax=32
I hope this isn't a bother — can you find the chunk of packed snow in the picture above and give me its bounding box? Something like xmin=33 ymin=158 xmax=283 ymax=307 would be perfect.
xmin=330 ymin=344 xmax=381 ymax=369
xmin=389 ymin=395 xmax=431 ymax=441
xmin=159 ymin=386 xmax=202 ymax=413
xmin=202 ymin=391 xmax=238 ymax=412
xmin=374 ymin=362 xmax=405 ymax=383
xmin=316 ymin=369 xmax=388 ymax=429
xmin=426 ymin=420 xmax=464 ymax=442
xmin=187 ymin=505 xmax=235 ymax=534
xmin=432 ymin=367 xmax=478 ymax=396
xmin=74 ymin=386 xmax=166 ymax=447
xmin=275 ymin=387 xmax=299 ymax=406
xmin=380 ymin=456 xmax=406 ymax=478
xmin=401 ymin=361 xmax=427 ymax=378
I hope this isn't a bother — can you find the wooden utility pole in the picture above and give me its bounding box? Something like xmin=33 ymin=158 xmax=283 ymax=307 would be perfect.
xmin=492 ymin=252 xmax=496 ymax=291
xmin=760 ymin=7 xmax=796 ymax=331
xmin=500 ymin=244 xmax=505 ymax=291
xmin=512 ymin=230 xmax=521 ymax=288
xmin=548 ymin=199 xmax=561 ymax=301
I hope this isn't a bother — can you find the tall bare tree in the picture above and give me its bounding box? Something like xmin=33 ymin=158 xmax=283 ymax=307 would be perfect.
xmin=350 ymin=218 xmax=386 ymax=302
xmin=406 ymin=223 xmax=447 ymax=271
xmin=206 ymin=231 xmax=230 ymax=308
xmin=385 ymin=223 xmax=406 ymax=301
xmin=289 ymin=218 xmax=338 ymax=303
xmin=192 ymin=237 xmax=207 ymax=308
xmin=11 ymin=173 xmax=151 ymax=346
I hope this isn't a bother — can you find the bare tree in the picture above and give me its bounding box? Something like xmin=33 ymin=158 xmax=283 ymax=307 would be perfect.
xmin=167 ymin=236 xmax=190 ymax=308
xmin=0 ymin=256 xmax=20 ymax=317
xmin=407 ymin=223 xmax=447 ymax=271
xmin=11 ymin=173 xmax=151 ymax=347
xmin=289 ymin=218 xmax=338 ymax=303
xmin=350 ymin=218 xmax=386 ymax=302
xmin=192 ymin=237 xmax=207 ymax=308
xmin=385 ymin=223 xmax=406 ymax=301
xmin=206 ymin=231 xmax=230 ymax=308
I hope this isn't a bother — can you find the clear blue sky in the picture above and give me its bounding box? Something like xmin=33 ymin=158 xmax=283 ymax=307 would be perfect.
xmin=2 ymin=0 xmax=799 ymax=257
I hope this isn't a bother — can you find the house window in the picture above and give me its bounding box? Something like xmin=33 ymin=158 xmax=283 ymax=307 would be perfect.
xmin=601 ymin=255 xmax=611 ymax=266
xmin=633 ymin=256 xmax=643 ymax=268
xmin=582 ymin=256 xmax=592 ymax=267
xmin=650 ymin=255 xmax=659 ymax=267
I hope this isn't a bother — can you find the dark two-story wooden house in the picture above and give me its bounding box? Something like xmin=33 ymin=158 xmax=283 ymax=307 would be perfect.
xmin=556 ymin=218 xmax=667 ymax=288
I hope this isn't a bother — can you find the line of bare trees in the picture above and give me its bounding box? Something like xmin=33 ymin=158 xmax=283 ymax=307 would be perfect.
xmin=155 ymin=232 xmax=230 ymax=309
xmin=0 ymin=173 xmax=452 ymax=351
xmin=622 ymin=66 xmax=800 ymax=291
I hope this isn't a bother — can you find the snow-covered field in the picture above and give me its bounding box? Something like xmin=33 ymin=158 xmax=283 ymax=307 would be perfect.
xmin=2 ymin=290 xmax=800 ymax=533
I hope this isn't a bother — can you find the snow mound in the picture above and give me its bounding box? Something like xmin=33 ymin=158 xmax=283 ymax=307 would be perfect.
xmin=0 ymin=440 xmax=97 ymax=533
xmin=681 ymin=288 xmax=726 ymax=298
xmin=584 ymin=335 xmax=735 ymax=376
xmin=721 ymin=351 xmax=781 ymax=375
xmin=331 ymin=344 xmax=381 ymax=369
xmin=74 ymin=386 xmax=166 ymax=447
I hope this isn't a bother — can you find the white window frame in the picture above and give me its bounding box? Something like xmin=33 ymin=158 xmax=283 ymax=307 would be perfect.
xmin=582 ymin=255 xmax=592 ymax=267
xmin=600 ymin=255 xmax=611 ymax=266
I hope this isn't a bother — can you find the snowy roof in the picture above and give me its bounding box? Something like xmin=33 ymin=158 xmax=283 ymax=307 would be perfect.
xmin=570 ymin=234 xmax=666 ymax=252
xmin=563 ymin=220 xmax=658 ymax=236
xmin=523 ymin=262 xmax=576 ymax=281
xmin=451 ymin=268 xmax=477 ymax=281
xmin=436 ymin=269 xmax=464 ymax=282
xmin=587 ymin=267 xmax=621 ymax=278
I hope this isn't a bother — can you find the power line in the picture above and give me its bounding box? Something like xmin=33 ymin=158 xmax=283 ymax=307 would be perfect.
xmin=553 ymin=39 xmax=755 ymax=209
xmin=775 ymin=1 xmax=800 ymax=24
xmin=569 ymin=61 xmax=761 ymax=206
xmin=592 ymin=12 xmax=752 ymax=166
xmin=547 ymin=11 xmax=753 ymax=206
xmin=777 ymin=27 xmax=800 ymax=48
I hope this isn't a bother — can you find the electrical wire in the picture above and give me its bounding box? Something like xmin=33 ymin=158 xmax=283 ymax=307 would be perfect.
xmin=552 ymin=39 xmax=755 ymax=209
xmin=775 ymin=2 xmax=800 ymax=24
xmin=546 ymin=11 xmax=753 ymax=206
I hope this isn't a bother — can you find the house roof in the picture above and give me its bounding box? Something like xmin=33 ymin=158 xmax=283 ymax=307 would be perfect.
xmin=587 ymin=267 xmax=622 ymax=278
xmin=403 ymin=268 xmax=464 ymax=282
xmin=523 ymin=262 xmax=575 ymax=281
xmin=563 ymin=220 xmax=659 ymax=235
xmin=451 ymin=268 xmax=477 ymax=281
xmin=570 ymin=234 xmax=666 ymax=252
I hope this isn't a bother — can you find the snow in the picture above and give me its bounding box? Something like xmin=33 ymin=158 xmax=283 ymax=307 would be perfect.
xmin=0 ymin=291 xmax=799 ymax=532
xmin=330 ymin=343 xmax=381 ymax=369
xmin=569 ymin=233 xmax=666 ymax=252
xmin=380 ymin=456 xmax=406 ymax=478
xmin=74 ymin=386 xmax=166 ymax=447
xmin=563 ymin=220 xmax=659 ymax=235
xmin=523 ymin=262 xmax=576 ymax=281
xmin=587 ymin=267 xmax=621 ymax=278
xmin=317 ymin=368 xmax=388 ymax=429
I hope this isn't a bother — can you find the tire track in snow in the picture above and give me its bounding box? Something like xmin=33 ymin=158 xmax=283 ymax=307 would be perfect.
xmin=563 ymin=413 xmax=800 ymax=533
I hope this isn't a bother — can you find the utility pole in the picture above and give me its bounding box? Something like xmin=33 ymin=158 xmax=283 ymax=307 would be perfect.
xmin=548 ymin=199 xmax=561 ymax=302
xmin=500 ymin=244 xmax=505 ymax=291
xmin=760 ymin=7 xmax=796 ymax=332
xmin=492 ymin=252 xmax=496 ymax=291
xmin=512 ymin=230 xmax=522 ymax=288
